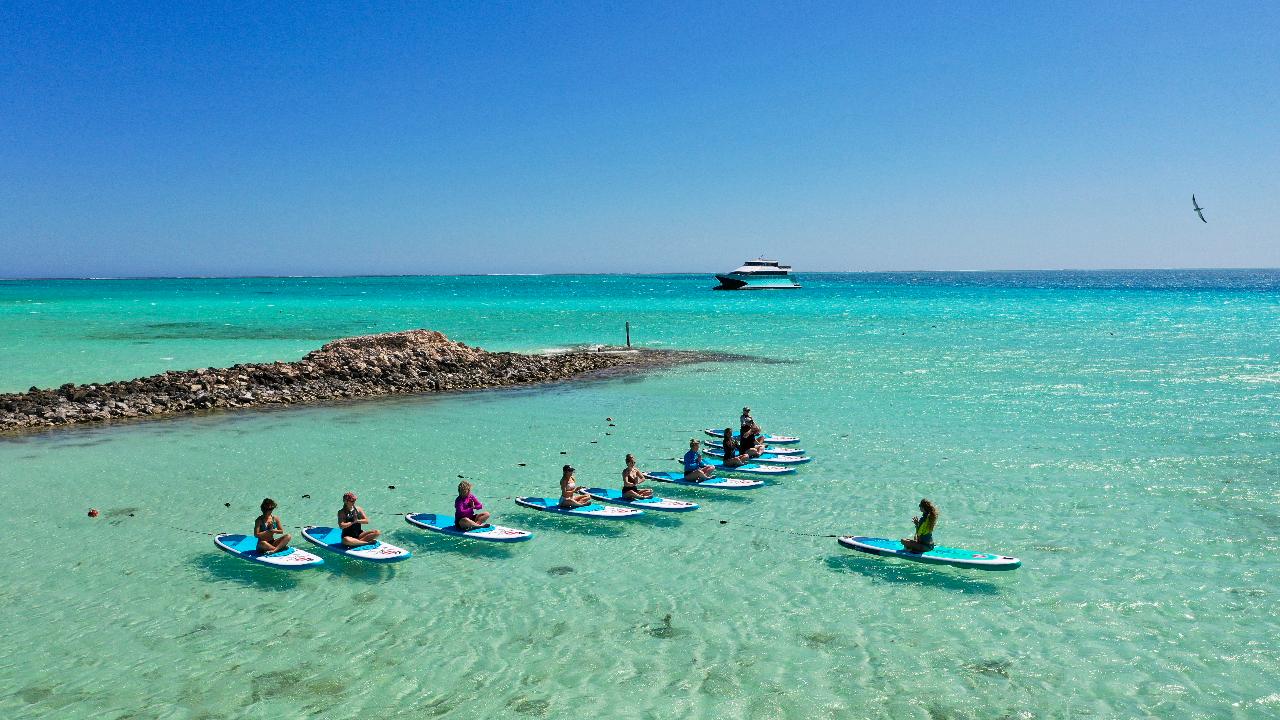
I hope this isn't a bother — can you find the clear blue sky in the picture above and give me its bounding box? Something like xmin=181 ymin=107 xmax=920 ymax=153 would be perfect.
xmin=2 ymin=1 xmax=1277 ymax=277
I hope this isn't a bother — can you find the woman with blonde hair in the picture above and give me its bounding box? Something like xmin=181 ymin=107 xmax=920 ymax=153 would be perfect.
xmin=454 ymin=480 xmax=491 ymax=530
xmin=901 ymin=499 xmax=939 ymax=553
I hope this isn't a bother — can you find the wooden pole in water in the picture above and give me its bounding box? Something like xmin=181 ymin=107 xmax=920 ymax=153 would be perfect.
xmin=625 ymin=321 xmax=631 ymax=348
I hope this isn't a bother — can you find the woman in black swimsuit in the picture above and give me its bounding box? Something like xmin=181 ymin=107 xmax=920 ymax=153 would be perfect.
xmin=721 ymin=428 xmax=750 ymax=467
xmin=338 ymin=491 xmax=381 ymax=547
xmin=621 ymin=454 xmax=654 ymax=500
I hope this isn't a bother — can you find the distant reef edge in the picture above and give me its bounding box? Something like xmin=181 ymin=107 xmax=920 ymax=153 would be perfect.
xmin=0 ymin=329 xmax=754 ymax=434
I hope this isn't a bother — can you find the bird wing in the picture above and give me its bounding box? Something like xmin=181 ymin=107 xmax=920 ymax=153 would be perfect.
xmin=1196 ymin=209 xmax=1207 ymax=223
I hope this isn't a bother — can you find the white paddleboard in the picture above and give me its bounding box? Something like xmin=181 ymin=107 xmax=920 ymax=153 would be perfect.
xmin=300 ymin=526 xmax=412 ymax=563
xmin=213 ymin=533 xmax=324 ymax=569
xmin=706 ymin=440 xmax=806 ymax=455
xmin=700 ymin=456 xmax=795 ymax=475
xmin=404 ymin=512 xmax=534 ymax=542
xmin=585 ymin=488 xmax=699 ymax=512
xmin=837 ymin=536 xmax=1021 ymax=571
xmin=643 ymin=471 xmax=764 ymax=489
xmin=514 ymin=496 xmax=643 ymax=518
xmin=704 ymin=428 xmax=800 ymax=444
xmin=702 ymin=448 xmax=812 ymax=465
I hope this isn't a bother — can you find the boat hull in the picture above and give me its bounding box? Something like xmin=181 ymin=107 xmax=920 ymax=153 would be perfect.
xmin=713 ymin=274 xmax=801 ymax=290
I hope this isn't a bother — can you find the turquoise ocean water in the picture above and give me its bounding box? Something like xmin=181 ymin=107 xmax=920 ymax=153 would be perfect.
xmin=1 ymin=272 xmax=1277 ymax=719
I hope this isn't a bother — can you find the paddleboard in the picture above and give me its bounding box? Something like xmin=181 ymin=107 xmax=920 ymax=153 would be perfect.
xmin=300 ymin=526 xmax=412 ymax=563
xmin=404 ymin=512 xmax=533 ymax=542
xmin=585 ymin=488 xmax=699 ymax=512
xmin=213 ymin=533 xmax=324 ymax=569
xmin=699 ymin=456 xmax=795 ymax=476
xmin=705 ymin=440 xmax=806 ymax=455
xmin=643 ymin=471 xmax=764 ymax=489
xmin=514 ymin=496 xmax=644 ymax=519
xmin=837 ymin=536 xmax=1021 ymax=571
xmin=702 ymin=448 xmax=812 ymax=465
xmin=704 ymin=428 xmax=799 ymax=444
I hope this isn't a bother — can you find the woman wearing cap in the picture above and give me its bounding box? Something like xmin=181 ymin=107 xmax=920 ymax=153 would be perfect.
xmin=900 ymin=499 xmax=939 ymax=553
xmin=254 ymin=498 xmax=292 ymax=553
xmin=559 ymin=465 xmax=592 ymax=508
xmin=683 ymin=439 xmax=715 ymax=481
xmin=454 ymin=480 xmax=491 ymax=530
xmin=338 ymin=492 xmax=381 ymax=547
xmin=739 ymin=407 xmax=754 ymax=434
xmin=620 ymin=453 xmax=654 ymax=500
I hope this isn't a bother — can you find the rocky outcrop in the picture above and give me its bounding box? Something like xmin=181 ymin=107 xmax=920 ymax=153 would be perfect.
xmin=0 ymin=330 xmax=730 ymax=434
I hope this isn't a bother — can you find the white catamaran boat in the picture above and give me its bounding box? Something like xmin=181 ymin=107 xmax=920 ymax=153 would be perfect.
xmin=714 ymin=259 xmax=801 ymax=290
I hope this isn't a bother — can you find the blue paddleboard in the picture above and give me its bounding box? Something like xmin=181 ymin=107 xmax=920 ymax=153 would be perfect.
xmin=643 ymin=471 xmax=764 ymax=489
xmin=837 ymin=536 xmax=1021 ymax=571
xmin=704 ymin=428 xmax=800 ymax=444
xmin=300 ymin=526 xmax=412 ymax=563
xmin=705 ymin=440 xmax=806 ymax=455
xmin=698 ymin=456 xmax=795 ymax=476
xmin=404 ymin=512 xmax=534 ymax=542
xmin=514 ymin=496 xmax=644 ymax=518
xmin=213 ymin=533 xmax=324 ymax=569
xmin=702 ymin=448 xmax=812 ymax=465
xmin=585 ymin=488 xmax=699 ymax=512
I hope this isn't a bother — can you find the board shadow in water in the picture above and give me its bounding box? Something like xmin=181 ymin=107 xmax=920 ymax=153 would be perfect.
xmin=194 ymin=553 xmax=305 ymax=592
xmin=637 ymin=513 xmax=684 ymax=529
xmin=311 ymin=552 xmax=401 ymax=583
xmin=391 ymin=530 xmax=518 ymax=560
xmin=509 ymin=511 xmax=628 ymax=538
xmin=823 ymin=554 xmax=1003 ymax=595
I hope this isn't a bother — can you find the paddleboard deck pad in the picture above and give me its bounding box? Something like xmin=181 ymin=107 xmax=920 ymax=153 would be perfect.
xmin=704 ymin=428 xmax=799 ymax=444
xmin=404 ymin=512 xmax=533 ymax=542
xmin=214 ymin=533 xmax=324 ymax=569
xmin=837 ymin=536 xmax=1021 ymax=571
xmin=643 ymin=471 xmax=764 ymax=489
xmin=702 ymin=448 xmax=811 ymax=465
xmin=585 ymin=488 xmax=699 ymax=512
xmin=515 ymin=496 xmax=643 ymax=518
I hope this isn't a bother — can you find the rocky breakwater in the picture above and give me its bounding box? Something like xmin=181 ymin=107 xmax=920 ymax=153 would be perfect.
xmin=0 ymin=330 xmax=729 ymax=434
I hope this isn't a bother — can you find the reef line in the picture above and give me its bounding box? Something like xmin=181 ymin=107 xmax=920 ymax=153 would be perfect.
xmin=0 ymin=329 xmax=743 ymax=435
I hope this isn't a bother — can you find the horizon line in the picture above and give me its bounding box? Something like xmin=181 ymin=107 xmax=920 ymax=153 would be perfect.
xmin=3 ymin=266 xmax=1279 ymax=282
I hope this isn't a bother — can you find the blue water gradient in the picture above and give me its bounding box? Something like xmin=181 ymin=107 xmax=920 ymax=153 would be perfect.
xmin=1 ymin=271 xmax=1277 ymax=718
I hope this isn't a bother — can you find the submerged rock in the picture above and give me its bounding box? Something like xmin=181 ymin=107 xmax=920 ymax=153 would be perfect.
xmin=0 ymin=330 xmax=741 ymax=434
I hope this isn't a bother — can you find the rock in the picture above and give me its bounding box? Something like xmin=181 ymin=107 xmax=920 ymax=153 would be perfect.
xmin=0 ymin=329 xmax=742 ymax=434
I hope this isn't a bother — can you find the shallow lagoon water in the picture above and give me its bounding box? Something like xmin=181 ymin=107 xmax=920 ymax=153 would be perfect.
xmin=1 ymin=272 xmax=1277 ymax=718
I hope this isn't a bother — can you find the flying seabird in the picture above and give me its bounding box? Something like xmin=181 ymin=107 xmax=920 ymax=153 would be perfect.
xmin=1192 ymin=194 xmax=1207 ymax=223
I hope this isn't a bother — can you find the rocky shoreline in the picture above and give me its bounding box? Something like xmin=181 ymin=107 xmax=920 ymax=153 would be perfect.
xmin=0 ymin=330 xmax=737 ymax=435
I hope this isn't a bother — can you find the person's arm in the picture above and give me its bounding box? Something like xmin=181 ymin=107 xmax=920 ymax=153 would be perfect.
xmin=355 ymin=506 xmax=370 ymax=524
xmin=339 ymin=511 xmax=355 ymax=530
xmin=254 ymin=517 xmax=270 ymax=540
